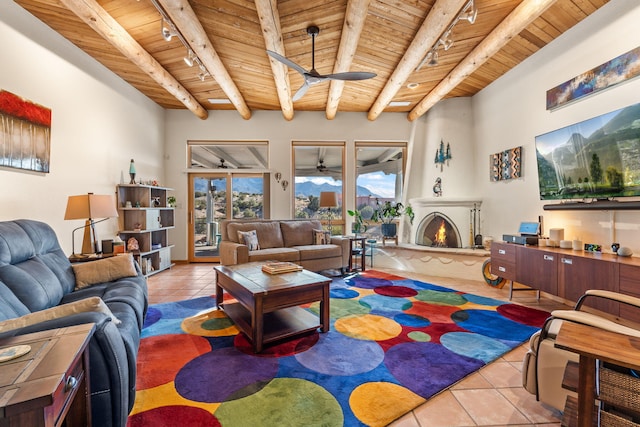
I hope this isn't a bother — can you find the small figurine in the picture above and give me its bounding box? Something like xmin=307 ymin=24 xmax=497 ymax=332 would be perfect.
xmin=433 ymin=177 xmax=442 ymax=197
xmin=127 ymin=237 xmax=140 ymax=252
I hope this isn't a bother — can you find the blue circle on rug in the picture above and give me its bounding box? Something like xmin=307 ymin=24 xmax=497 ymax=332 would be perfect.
xmin=462 ymin=294 xmax=506 ymax=307
xmin=346 ymin=275 xmax=392 ymax=289
xmin=143 ymin=306 xmax=161 ymax=328
xmin=330 ymin=288 xmax=359 ymax=299
xmin=295 ymin=332 xmax=384 ymax=376
xmin=452 ymin=309 xmax=540 ymax=341
xmin=394 ymin=313 xmax=431 ymax=328
xmin=175 ymin=347 xmax=279 ymax=402
xmin=385 ymin=342 xmax=484 ymax=398
xmin=359 ymin=294 xmax=412 ymax=313
xmin=440 ymin=331 xmax=511 ymax=363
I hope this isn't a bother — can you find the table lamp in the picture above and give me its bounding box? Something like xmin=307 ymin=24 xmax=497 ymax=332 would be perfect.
xmin=64 ymin=193 xmax=118 ymax=260
xmin=319 ymin=191 xmax=338 ymax=233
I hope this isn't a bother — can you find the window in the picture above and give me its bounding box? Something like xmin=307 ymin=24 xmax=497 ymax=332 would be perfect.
xmin=354 ymin=142 xmax=407 ymax=235
xmin=188 ymin=141 xmax=268 ymax=170
xmin=292 ymin=142 xmax=345 ymax=234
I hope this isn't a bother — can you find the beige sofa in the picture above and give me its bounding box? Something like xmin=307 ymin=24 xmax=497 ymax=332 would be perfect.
xmin=219 ymin=219 xmax=350 ymax=273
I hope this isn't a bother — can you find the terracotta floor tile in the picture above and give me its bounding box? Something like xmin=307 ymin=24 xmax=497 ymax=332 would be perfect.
xmin=498 ymin=387 xmax=562 ymax=424
xmin=452 ymin=371 xmax=493 ymax=390
xmin=410 ymin=391 xmax=475 ymax=427
xmin=451 ymin=389 xmax=530 ymax=425
xmin=387 ymin=412 xmax=420 ymax=427
xmin=479 ymin=361 xmax=522 ymax=388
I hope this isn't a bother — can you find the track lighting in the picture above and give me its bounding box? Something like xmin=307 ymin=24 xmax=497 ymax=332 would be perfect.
xmin=151 ymin=0 xmax=210 ymax=80
xmin=161 ymin=18 xmax=176 ymax=41
xmin=184 ymin=49 xmax=195 ymax=67
xmin=416 ymin=0 xmax=477 ymax=71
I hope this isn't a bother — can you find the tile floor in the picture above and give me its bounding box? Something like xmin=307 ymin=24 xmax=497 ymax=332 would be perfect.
xmin=146 ymin=263 xmax=568 ymax=427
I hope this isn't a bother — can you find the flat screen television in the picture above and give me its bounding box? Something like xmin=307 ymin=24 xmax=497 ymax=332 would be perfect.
xmin=535 ymin=102 xmax=640 ymax=201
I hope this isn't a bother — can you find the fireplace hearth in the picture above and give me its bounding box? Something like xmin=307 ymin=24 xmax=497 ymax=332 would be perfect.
xmin=415 ymin=212 xmax=461 ymax=248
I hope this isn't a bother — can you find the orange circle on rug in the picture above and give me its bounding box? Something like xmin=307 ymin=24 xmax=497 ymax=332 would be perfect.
xmin=137 ymin=334 xmax=211 ymax=389
xmin=334 ymin=314 xmax=402 ymax=341
xmin=350 ymin=382 xmax=425 ymax=426
xmin=181 ymin=308 xmax=238 ymax=337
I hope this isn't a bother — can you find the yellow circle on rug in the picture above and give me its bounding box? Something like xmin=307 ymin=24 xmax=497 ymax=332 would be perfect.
xmin=350 ymin=382 xmax=425 ymax=427
xmin=181 ymin=308 xmax=238 ymax=336
xmin=335 ymin=314 xmax=402 ymax=341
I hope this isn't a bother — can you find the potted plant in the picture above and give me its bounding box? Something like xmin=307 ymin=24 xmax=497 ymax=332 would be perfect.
xmin=371 ymin=200 xmax=414 ymax=238
xmin=347 ymin=209 xmax=368 ymax=236
xmin=167 ymin=196 xmax=176 ymax=208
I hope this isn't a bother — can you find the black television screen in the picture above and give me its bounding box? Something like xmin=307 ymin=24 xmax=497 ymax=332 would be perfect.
xmin=535 ymin=102 xmax=640 ymax=200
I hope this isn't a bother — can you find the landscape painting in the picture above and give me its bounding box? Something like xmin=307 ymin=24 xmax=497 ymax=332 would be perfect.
xmin=546 ymin=46 xmax=640 ymax=110
xmin=0 ymin=89 xmax=51 ymax=173
xmin=535 ymin=102 xmax=640 ymax=200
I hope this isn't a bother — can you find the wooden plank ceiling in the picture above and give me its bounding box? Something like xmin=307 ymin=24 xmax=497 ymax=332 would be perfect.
xmin=15 ymin=0 xmax=609 ymax=121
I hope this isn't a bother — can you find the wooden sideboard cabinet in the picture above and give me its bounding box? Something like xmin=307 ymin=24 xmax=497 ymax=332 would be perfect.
xmin=491 ymin=241 xmax=640 ymax=318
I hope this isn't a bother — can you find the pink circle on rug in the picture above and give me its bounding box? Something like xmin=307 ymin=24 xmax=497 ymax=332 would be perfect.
xmin=234 ymin=331 xmax=319 ymax=357
xmin=375 ymin=285 xmax=418 ymax=298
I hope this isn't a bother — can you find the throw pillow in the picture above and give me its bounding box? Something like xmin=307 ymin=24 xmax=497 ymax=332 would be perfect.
xmin=237 ymin=230 xmax=260 ymax=251
xmin=0 ymin=297 xmax=121 ymax=333
xmin=72 ymin=253 xmax=138 ymax=290
xmin=313 ymin=229 xmax=331 ymax=245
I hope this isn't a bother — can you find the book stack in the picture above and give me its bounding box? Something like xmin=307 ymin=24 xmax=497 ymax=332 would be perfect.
xmin=261 ymin=262 xmax=303 ymax=274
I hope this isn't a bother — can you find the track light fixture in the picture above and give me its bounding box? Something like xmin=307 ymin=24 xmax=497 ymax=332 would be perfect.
xmin=416 ymin=0 xmax=477 ymax=71
xmin=151 ymin=0 xmax=211 ymax=81
xmin=184 ymin=49 xmax=195 ymax=67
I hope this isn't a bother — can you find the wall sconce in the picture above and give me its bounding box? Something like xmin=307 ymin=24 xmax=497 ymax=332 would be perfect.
xmin=434 ymin=139 xmax=452 ymax=172
xmin=281 ymin=180 xmax=289 ymax=191
xmin=274 ymin=172 xmax=282 ymax=183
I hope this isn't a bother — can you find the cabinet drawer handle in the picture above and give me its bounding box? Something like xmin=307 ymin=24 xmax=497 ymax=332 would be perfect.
xmin=543 ymin=255 xmax=554 ymax=261
xmin=498 ymin=266 xmax=506 ymax=272
xmin=65 ymin=376 xmax=78 ymax=392
xmin=498 ymin=249 xmax=506 ymax=255
xmin=562 ymin=258 xmax=573 ymax=265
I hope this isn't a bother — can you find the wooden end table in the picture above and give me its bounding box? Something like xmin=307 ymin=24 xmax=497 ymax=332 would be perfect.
xmin=0 ymin=323 xmax=95 ymax=427
xmin=214 ymin=263 xmax=331 ymax=352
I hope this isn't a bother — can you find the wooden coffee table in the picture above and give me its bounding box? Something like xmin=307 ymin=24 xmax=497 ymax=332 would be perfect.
xmin=214 ymin=262 xmax=331 ymax=352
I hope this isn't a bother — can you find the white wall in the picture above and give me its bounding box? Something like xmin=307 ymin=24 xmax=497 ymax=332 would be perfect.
xmin=0 ymin=2 xmax=165 ymax=254
xmin=473 ymin=0 xmax=640 ymax=253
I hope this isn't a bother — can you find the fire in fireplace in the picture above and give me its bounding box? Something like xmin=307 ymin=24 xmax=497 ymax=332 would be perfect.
xmin=415 ymin=212 xmax=461 ymax=248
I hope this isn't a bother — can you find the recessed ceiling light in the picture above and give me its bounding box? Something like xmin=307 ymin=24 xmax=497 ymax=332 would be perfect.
xmin=407 ymin=82 xmax=419 ymax=89
xmin=208 ymin=98 xmax=232 ymax=104
xmin=389 ymin=101 xmax=411 ymax=107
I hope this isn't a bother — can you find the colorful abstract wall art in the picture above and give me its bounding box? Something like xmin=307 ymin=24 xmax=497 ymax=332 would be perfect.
xmin=0 ymin=90 xmax=51 ymax=173
xmin=491 ymin=146 xmax=521 ymax=182
xmin=546 ymin=46 xmax=640 ymax=110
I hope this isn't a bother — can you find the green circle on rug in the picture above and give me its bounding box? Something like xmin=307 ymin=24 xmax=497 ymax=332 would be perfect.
xmin=214 ymin=378 xmax=342 ymax=426
xmin=414 ymin=290 xmax=467 ymax=306
xmin=309 ymin=298 xmax=370 ymax=318
xmin=408 ymin=331 xmax=431 ymax=342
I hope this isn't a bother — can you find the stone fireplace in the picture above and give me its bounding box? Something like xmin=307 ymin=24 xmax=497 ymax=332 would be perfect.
xmin=409 ymin=197 xmax=482 ymax=249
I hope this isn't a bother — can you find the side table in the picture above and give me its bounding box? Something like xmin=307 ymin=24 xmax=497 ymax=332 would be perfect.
xmin=346 ymin=236 xmax=366 ymax=272
xmin=0 ymin=323 xmax=95 ymax=427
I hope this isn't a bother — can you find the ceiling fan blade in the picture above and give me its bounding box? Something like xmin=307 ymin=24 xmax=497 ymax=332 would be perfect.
xmin=266 ymin=50 xmax=308 ymax=76
xmin=324 ymin=71 xmax=377 ymax=81
xmin=292 ymin=82 xmax=310 ymax=102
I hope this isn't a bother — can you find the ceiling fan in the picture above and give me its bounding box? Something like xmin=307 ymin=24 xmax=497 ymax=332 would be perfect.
xmin=317 ymin=159 xmax=328 ymax=172
xmin=267 ymin=25 xmax=377 ymax=102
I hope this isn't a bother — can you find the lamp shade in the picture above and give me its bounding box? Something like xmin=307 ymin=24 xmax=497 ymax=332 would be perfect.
xmin=64 ymin=194 xmax=118 ymax=220
xmin=319 ymin=191 xmax=338 ymax=208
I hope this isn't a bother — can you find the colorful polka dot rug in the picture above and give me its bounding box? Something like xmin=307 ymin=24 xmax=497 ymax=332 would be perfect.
xmin=127 ymin=270 xmax=549 ymax=427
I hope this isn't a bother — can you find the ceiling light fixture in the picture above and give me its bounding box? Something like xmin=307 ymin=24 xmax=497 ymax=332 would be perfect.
xmin=416 ymin=0 xmax=477 ymax=71
xmin=151 ymin=0 xmax=210 ymax=81
xmin=184 ymin=49 xmax=195 ymax=67
xmin=407 ymin=82 xmax=419 ymax=89
xmin=389 ymin=101 xmax=411 ymax=107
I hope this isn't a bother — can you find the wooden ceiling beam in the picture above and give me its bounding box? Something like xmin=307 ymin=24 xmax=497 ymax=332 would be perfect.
xmin=255 ymin=0 xmax=294 ymax=121
xmin=408 ymin=0 xmax=559 ymax=121
xmin=158 ymin=0 xmax=252 ymax=120
xmin=325 ymin=0 xmax=372 ymax=120
xmin=367 ymin=0 xmax=468 ymax=121
xmin=58 ymin=0 xmax=208 ymax=120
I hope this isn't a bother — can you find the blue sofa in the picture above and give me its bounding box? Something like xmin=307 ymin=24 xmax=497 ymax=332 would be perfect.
xmin=0 ymin=219 xmax=148 ymax=427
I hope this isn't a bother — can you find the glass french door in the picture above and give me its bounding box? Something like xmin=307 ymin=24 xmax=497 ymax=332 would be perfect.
xmin=188 ymin=173 xmax=267 ymax=262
